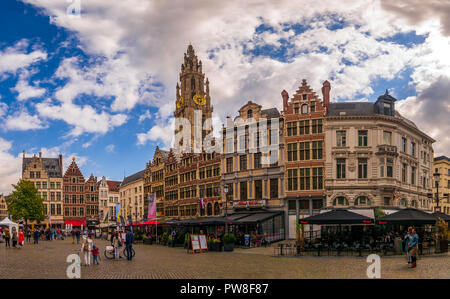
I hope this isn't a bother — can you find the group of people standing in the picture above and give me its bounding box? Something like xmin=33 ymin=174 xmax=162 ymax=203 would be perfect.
xmin=404 ymin=227 xmax=419 ymax=268
xmin=80 ymin=232 xmax=100 ymax=266
xmin=1 ymin=227 xmax=25 ymax=249
xmin=109 ymin=228 xmax=134 ymax=261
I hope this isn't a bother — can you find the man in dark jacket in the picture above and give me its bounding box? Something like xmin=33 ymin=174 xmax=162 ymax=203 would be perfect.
xmin=125 ymin=228 xmax=134 ymax=261
xmin=33 ymin=228 xmax=40 ymax=244
xmin=75 ymin=229 xmax=81 ymax=244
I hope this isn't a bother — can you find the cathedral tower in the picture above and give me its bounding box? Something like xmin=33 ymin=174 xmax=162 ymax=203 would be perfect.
xmin=174 ymin=44 xmax=213 ymax=151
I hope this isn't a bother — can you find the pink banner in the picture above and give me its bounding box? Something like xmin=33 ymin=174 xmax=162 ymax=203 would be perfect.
xmin=148 ymin=193 xmax=156 ymax=219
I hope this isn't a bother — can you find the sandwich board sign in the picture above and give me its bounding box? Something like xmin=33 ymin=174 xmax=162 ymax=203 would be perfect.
xmin=188 ymin=234 xmax=208 ymax=253
xmin=199 ymin=234 xmax=208 ymax=252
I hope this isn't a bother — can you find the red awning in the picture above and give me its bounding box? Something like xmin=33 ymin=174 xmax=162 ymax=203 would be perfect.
xmin=134 ymin=220 xmax=160 ymax=226
xmin=64 ymin=220 xmax=86 ymax=226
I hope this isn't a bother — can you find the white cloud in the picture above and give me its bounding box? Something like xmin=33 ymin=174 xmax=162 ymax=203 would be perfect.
xmin=105 ymin=144 xmax=115 ymax=153
xmin=36 ymin=100 xmax=127 ymax=136
xmin=0 ymin=138 xmax=22 ymax=195
xmin=0 ymin=102 xmax=7 ymax=117
xmin=138 ymin=110 xmax=153 ymax=123
xmin=12 ymin=72 xmax=46 ymax=101
xmin=0 ymin=39 xmax=47 ymax=75
xmin=3 ymin=110 xmax=48 ymax=131
xmin=137 ymin=117 xmax=175 ymax=149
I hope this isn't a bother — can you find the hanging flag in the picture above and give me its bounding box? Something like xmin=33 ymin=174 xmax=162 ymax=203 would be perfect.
xmin=48 ymin=212 xmax=52 ymax=227
xmin=116 ymin=203 xmax=121 ymax=223
xmin=103 ymin=209 xmax=109 ymax=222
xmin=199 ymin=198 xmax=204 ymax=210
xmin=393 ymin=194 xmax=400 ymax=201
xmin=148 ymin=193 xmax=156 ymax=219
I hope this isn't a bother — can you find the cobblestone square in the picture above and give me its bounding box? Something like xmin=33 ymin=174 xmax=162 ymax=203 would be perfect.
xmin=0 ymin=238 xmax=448 ymax=279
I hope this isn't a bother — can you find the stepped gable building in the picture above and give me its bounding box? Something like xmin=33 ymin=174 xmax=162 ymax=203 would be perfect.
xmin=163 ymin=149 xmax=181 ymax=218
xmin=119 ymin=170 xmax=145 ymax=223
xmin=63 ymin=157 xmax=86 ymax=227
xmin=22 ymin=151 xmax=64 ymax=228
xmin=84 ymin=174 xmax=99 ymax=226
xmin=432 ymin=156 xmax=450 ymax=214
xmin=282 ymin=79 xmax=328 ymax=239
xmin=0 ymin=194 xmax=8 ymax=219
xmin=149 ymin=147 xmax=169 ymax=219
xmin=324 ymin=90 xmax=435 ymax=211
xmin=221 ymin=101 xmax=285 ymax=242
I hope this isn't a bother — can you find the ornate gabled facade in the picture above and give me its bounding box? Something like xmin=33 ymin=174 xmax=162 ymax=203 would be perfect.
xmin=163 ymin=149 xmax=181 ymax=217
xmin=324 ymin=90 xmax=435 ymax=211
xmin=150 ymin=147 xmax=169 ymax=219
xmin=84 ymin=174 xmax=99 ymax=225
xmin=282 ymin=79 xmax=328 ymax=239
xmin=63 ymin=157 xmax=86 ymax=227
xmin=221 ymin=100 xmax=285 ymax=241
xmin=0 ymin=194 xmax=8 ymax=219
xmin=22 ymin=151 xmax=64 ymax=228
xmin=174 ymin=44 xmax=214 ymax=152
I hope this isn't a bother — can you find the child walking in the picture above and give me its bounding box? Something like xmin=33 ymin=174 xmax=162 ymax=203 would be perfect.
xmin=92 ymin=244 xmax=100 ymax=265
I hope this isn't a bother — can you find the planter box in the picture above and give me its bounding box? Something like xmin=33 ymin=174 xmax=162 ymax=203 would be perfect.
xmin=209 ymin=242 xmax=222 ymax=251
xmin=224 ymin=243 xmax=234 ymax=252
xmin=143 ymin=239 xmax=152 ymax=245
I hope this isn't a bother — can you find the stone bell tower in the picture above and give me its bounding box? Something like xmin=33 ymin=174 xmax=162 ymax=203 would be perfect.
xmin=174 ymin=44 xmax=213 ymax=150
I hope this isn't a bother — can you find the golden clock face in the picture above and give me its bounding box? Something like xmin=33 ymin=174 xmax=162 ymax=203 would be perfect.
xmin=193 ymin=94 xmax=206 ymax=106
xmin=176 ymin=96 xmax=183 ymax=108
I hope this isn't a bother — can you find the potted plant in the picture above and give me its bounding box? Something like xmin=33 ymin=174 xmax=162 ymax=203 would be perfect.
xmin=143 ymin=234 xmax=152 ymax=245
xmin=437 ymin=218 xmax=449 ymax=253
xmin=223 ymin=234 xmax=237 ymax=252
xmin=212 ymin=238 xmax=222 ymax=251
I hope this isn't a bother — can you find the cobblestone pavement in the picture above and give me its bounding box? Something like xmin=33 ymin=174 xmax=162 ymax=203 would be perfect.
xmin=0 ymin=239 xmax=448 ymax=279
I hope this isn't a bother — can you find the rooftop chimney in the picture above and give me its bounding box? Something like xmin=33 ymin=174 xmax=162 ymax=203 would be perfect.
xmin=226 ymin=116 xmax=232 ymax=128
xmin=321 ymin=80 xmax=331 ymax=114
xmin=281 ymin=90 xmax=289 ymax=112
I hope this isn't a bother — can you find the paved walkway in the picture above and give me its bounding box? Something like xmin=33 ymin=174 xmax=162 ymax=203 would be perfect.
xmin=0 ymin=239 xmax=448 ymax=279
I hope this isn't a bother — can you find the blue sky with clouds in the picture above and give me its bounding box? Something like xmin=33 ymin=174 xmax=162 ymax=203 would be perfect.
xmin=0 ymin=0 xmax=449 ymax=194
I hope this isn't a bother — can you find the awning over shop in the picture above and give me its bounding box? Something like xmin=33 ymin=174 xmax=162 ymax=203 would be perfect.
xmin=236 ymin=212 xmax=282 ymax=224
xmin=376 ymin=208 xmax=436 ymax=225
xmin=64 ymin=220 xmax=86 ymax=226
xmin=160 ymin=217 xmax=241 ymax=226
xmin=226 ymin=213 xmax=251 ymax=221
xmin=132 ymin=220 xmax=160 ymax=226
xmin=299 ymin=209 xmax=374 ymax=225
xmin=160 ymin=218 xmax=182 ymax=226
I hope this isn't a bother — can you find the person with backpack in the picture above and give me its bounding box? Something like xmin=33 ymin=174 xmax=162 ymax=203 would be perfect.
xmin=11 ymin=227 xmax=18 ymax=248
xmin=75 ymin=229 xmax=81 ymax=244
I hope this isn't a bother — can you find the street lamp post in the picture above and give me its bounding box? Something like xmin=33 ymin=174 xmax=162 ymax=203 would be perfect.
xmin=223 ymin=184 xmax=229 ymax=233
xmin=433 ymin=171 xmax=440 ymax=253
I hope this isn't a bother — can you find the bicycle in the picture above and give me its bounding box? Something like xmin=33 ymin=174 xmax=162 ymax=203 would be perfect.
xmin=104 ymin=245 xmax=135 ymax=259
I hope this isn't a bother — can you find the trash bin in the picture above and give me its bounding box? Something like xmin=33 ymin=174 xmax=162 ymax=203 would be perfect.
xmin=394 ymin=237 xmax=402 ymax=255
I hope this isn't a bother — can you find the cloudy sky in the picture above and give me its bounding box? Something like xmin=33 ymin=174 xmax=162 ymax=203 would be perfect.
xmin=0 ymin=0 xmax=449 ymax=194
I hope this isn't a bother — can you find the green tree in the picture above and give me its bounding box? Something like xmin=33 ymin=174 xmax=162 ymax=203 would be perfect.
xmin=6 ymin=179 xmax=45 ymax=226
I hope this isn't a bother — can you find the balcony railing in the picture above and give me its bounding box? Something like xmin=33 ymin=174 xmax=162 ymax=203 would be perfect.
xmin=376 ymin=145 xmax=398 ymax=155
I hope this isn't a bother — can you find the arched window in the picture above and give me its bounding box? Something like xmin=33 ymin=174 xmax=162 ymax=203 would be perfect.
xmin=399 ymin=198 xmax=407 ymax=207
xmin=301 ymin=104 xmax=308 ymax=114
xmin=207 ymin=203 xmax=212 ymax=216
xmin=333 ymin=196 xmax=348 ymax=206
xmin=191 ymin=77 xmax=196 ymax=90
xmin=214 ymin=202 xmax=220 ymax=215
xmin=247 ymin=109 xmax=253 ymax=119
xmin=354 ymin=196 xmax=371 ymax=206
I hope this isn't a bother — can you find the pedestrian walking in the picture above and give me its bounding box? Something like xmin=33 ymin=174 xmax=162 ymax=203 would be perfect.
xmin=11 ymin=227 xmax=18 ymax=248
xmin=4 ymin=228 xmax=10 ymax=248
xmin=112 ymin=231 xmax=122 ymax=259
xmin=26 ymin=229 xmax=31 ymax=243
xmin=81 ymin=234 xmax=93 ymax=266
xmin=75 ymin=229 xmax=81 ymax=244
xmin=91 ymin=245 xmax=100 ymax=265
xmin=404 ymin=227 xmax=413 ymax=266
xmin=57 ymin=228 xmax=61 ymax=240
xmin=409 ymin=228 xmax=419 ymax=268
xmin=71 ymin=229 xmax=75 ymax=244
xmin=18 ymin=228 xmax=25 ymax=249
xmin=125 ymin=228 xmax=134 ymax=261
xmin=33 ymin=228 xmax=39 ymax=244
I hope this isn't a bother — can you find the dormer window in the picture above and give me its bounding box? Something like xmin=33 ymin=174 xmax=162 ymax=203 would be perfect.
xmin=302 ymin=94 xmax=307 ymax=100
xmin=247 ymin=109 xmax=253 ymax=119
xmin=383 ymin=102 xmax=391 ymax=115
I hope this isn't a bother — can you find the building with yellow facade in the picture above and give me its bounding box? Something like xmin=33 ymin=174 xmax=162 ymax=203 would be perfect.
xmin=119 ymin=170 xmax=145 ymax=223
xmin=432 ymin=156 xmax=450 ymax=214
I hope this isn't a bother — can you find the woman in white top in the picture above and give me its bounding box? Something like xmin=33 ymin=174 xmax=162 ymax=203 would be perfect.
xmin=81 ymin=234 xmax=93 ymax=266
